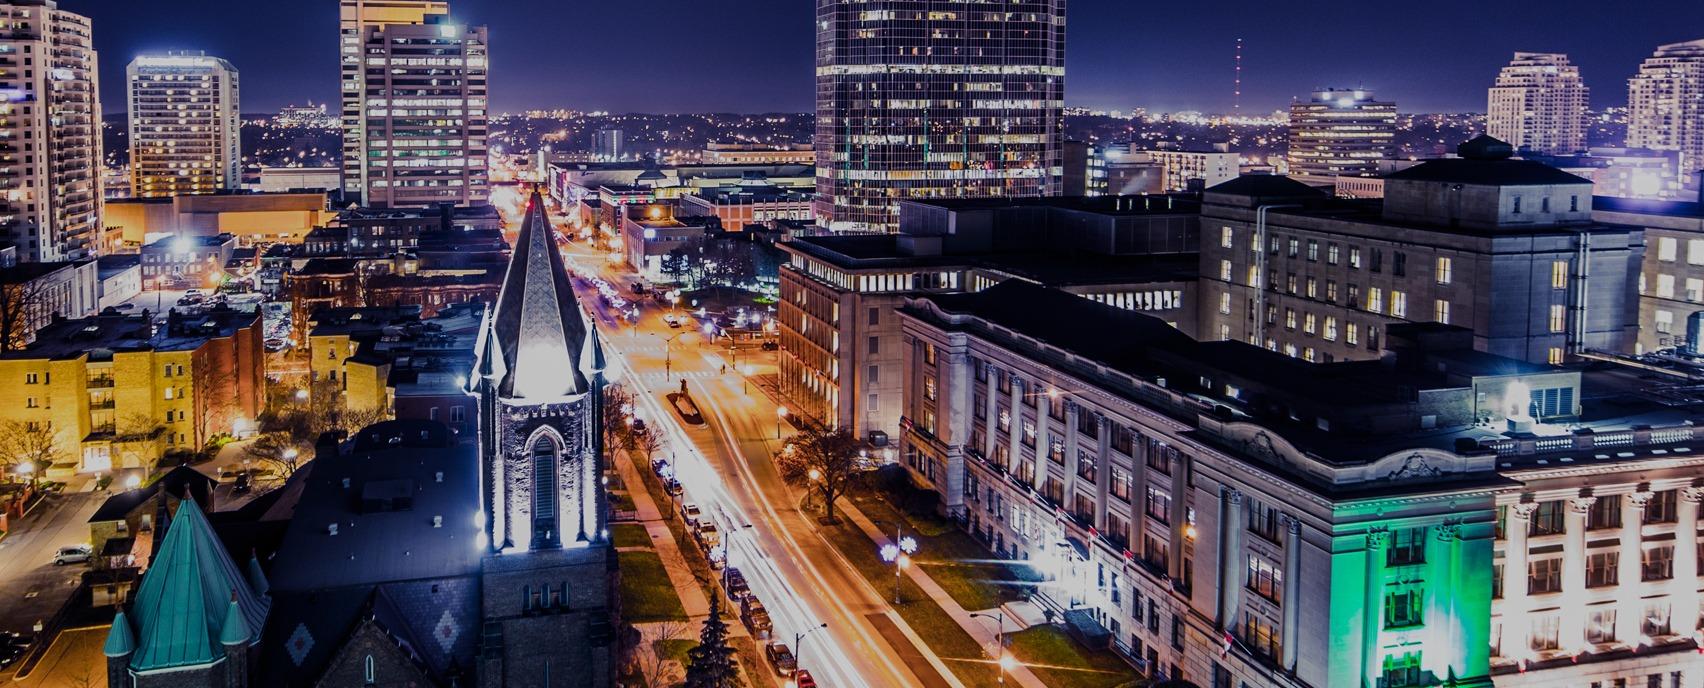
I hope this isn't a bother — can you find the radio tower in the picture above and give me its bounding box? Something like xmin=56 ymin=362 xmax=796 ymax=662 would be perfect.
xmin=1233 ymin=38 xmax=1244 ymax=113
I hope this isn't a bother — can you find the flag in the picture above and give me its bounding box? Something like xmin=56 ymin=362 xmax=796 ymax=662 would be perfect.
xmin=1220 ymin=629 xmax=1234 ymax=657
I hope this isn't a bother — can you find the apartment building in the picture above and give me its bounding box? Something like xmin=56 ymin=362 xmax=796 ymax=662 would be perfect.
xmin=0 ymin=0 xmax=103 ymax=261
xmin=1629 ymin=39 xmax=1704 ymax=185
xmin=778 ymin=195 xmax=1199 ymax=443
xmin=1286 ymin=88 xmax=1397 ymax=190
xmin=339 ymin=0 xmax=489 ymax=207
xmin=899 ymin=279 xmax=1704 ymax=688
xmin=0 ymin=308 xmax=263 ymax=473
xmin=1487 ymin=52 xmax=1589 ymax=157
xmin=1592 ymin=194 xmax=1704 ymax=353
xmin=126 ymin=52 xmax=241 ymax=198
xmin=0 ymin=258 xmax=98 ymax=349
xmin=1198 ymin=137 xmax=1644 ymax=366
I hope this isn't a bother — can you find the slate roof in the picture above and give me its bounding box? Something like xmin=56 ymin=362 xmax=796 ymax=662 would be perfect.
xmin=479 ymin=189 xmax=602 ymax=400
xmin=1384 ymin=158 xmax=1592 ymax=186
xmin=255 ymin=576 xmax=479 ymax=687
xmin=115 ymin=499 xmax=269 ymax=672
xmin=89 ymin=465 xmax=217 ymax=523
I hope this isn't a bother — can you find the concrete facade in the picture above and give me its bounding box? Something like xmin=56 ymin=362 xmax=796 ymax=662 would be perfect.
xmin=126 ymin=52 xmax=241 ymax=198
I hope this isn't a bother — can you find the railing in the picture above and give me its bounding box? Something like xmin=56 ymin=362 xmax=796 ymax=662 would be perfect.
xmin=1487 ymin=423 xmax=1702 ymax=458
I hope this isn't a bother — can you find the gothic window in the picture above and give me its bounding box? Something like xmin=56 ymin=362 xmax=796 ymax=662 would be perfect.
xmin=531 ymin=437 xmax=559 ymax=549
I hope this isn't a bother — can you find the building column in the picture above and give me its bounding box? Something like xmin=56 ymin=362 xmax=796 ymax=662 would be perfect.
xmin=1280 ymin=515 xmax=1303 ymax=672
xmin=1561 ymin=496 xmax=1594 ymax=652
xmin=1008 ymin=378 xmax=1024 ymax=487
xmin=983 ymin=373 xmax=998 ymax=459
xmin=1424 ymin=521 xmax=1465 ymax=681
xmin=1502 ymin=503 xmax=1536 ymax=660
xmin=1216 ymin=487 xmax=1245 ymax=630
xmin=1361 ymin=528 xmax=1389 ymax=688
xmin=1061 ymin=401 xmax=1079 ymax=512
xmin=1616 ymin=491 xmax=1652 ymax=646
xmin=1093 ymin=416 xmax=1111 ymax=532
xmin=1675 ymin=488 xmax=1702 ymax=636
xmin=942 ymin=351 xmax=971 ymax=515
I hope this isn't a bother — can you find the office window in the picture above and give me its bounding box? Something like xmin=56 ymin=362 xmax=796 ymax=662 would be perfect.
xmin=1349 ymin=247 xmax=1362 ymax=269
xmin=1588 ymin=495 xmax=1622 ymax=529
xmin=1586 ymin=551 xmax=1619 ymax=588
xmin=1145 ymin=486 xmax=1171 ymax=524
xmin=1659 ymin=237 xmax=1678 ymax=262
xmin=1513 ymin=196 xmax=1523 ymax=215
xmin=1246 ymin=555 xmax=1282 ymax=603
xmin=1529 ymin=500 xmax=1565 ymax=535
xmin=1548 ymin=347 xmax=1564 ymax=365
xmin=1688 ymin=278 xmax=1704 ymax=302
xmin=1323 ymin=317 xmax=1338 ymax=341
xmin=1346 ymin=323 xmax=1359 ymax=346
xmin=1387 ymin=527 xmax=1426 ymax=566
xmin=1366 ymin=287 xmax=1383 ymax=314
xmin=1246 ymin=265 xmax=1261 ymax=288
xmin=1690 ymin=239 xmax=1704 ymax=266
xmin=1303 ymin=313 xmax=1316 ymax=335
xmin=1286 ymin=273 xmax=1297 ymax=294
xmin=1287 ymin=238 xmax=1298 ymax=258
xmin=1307 ymin=240 xmax=1319 ymax=261
xmin=1552 ymin=260 xmax=1568 ymax=289
xmin=1240 ymin=613 xmax=1281 ymax=660
xmin=1658 ymin=274 xmax=1676 ymax=298
xmin=867 ymin=365 xmax=878 ymax=384
xmin=1434 ymin=300 xmax=1450 ymax=324
xmin=1220 ymin=227 xmax=1234 ymax=248
xmin=1219 ymin=259 xmax=1233 ymax=281
xmin=869 ymin=307 xmax=880 ymax=325
xmin=1390 ymin=291 xmax=1407 ymax=318
xmin=1328 ymin=243 xmax=1340 ymax=264
xmin=868 ymin=336 xmax=879 ymax=355
xmin=1284 ymin=308 xmax=1296 ymax=330
xmin=1642 ymin=602 xmax=1672 ymax=636
xmin=1436 ymin=256 xmax=1452 ymax=285
xmin=1305 ymin=277 xmax=1317 ymax=299
xmin=1656 ymin=309 xmax=1675 ymax=334
xmin=1528 ymin=558 xmax=1562 ymax=594
xmin=1326 ymin=280 xmax=1338 ymax=303
xmin=1585 ymin=607 xmax=1617 ymax=644
xmin=1646 ymin=490 xmax=1678 ymax=523
xmin=1218 ymin=293 xmax=1231 ymax=315
xmin=1393 ymin=252 xmax=1407 ymax=277
xmin=1549 ymin=304 xmax=1566 ymax=333
xmin=1385 ymin=585 xmax=1423 ymax=628
xmin=1382 ymin=652 xmax=1423 ymax=688
xmin=1530 ymin=613 xmax=1561 ymax=651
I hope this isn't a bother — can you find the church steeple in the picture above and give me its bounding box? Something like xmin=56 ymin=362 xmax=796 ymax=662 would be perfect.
xmin=475 ymin=186 xmax=598 ymax=401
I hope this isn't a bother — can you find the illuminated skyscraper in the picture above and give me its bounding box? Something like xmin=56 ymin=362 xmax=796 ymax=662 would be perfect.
xmin=127 ymin=52 xmax=241 ymax=198
xmin=1628 ymin=39 xmax=1704 ymax=183
xmin=1286 ymin=88 xmax=1396 ymax=188
xmin=339 ymin=0 xmax=489 ymax=208
xmin=813 ymin=0 xmax=1066 ymax=233
xmin=0 ymin=0 xmax=101 ymax=261
xmin=1487 ymin=52 xmax=1589 ymax=156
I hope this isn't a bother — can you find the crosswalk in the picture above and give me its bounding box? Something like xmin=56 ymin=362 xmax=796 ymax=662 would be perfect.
xmin=633 ymin=370 xmax=722 ymax=383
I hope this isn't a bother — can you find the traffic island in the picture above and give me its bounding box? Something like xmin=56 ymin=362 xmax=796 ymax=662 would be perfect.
xmin=666 ymin=392 xmax=706 ymax=426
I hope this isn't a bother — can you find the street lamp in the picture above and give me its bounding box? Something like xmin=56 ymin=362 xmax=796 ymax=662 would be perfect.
xmin=794 ymin=622 xmax=829 ymax=670
xmin=971 ymin=611 xmax=1012 ymax=684
xmin=878 ymin=535 xmax=919 ymax=605
xmin=776 ymin=406 xmax=788 ymax=439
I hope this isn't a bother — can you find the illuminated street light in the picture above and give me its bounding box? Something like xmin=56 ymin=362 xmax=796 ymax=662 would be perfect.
xmin=971 ymin=611 xmax=1013 ymax=684
xmin=295 ymin=389 xmax=309 ymax=402
xmin=125 ymin=474 xmax=142 ymax=490
xmin=776 ymin=406 xmax=789 ymax=439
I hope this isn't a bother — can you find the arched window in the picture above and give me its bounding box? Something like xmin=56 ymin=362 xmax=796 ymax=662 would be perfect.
xmin=531 ymin=437 xmax=559 ymax=549
xmin=363 ymin=655 xmax=375 ymax=685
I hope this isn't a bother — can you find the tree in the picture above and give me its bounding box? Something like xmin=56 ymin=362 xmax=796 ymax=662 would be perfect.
xmin=774 ymin=424 xmax=860 ymax=523
xmin=243 ymin=432 xmax=305 ymax=478
xmin=629 ymin=424 xmax=663 ymax=463
xmin=683 ymin=596 xmax=742 ymax=688
xmin=659 ymin=249 xmax=692 ymax=287
xmin=0 ymin=278 xmax=49 ymax=353
xmin=0 ymin=419 xmax=59 ymax=480
xmin=601 ymin=383 xmax=636 ymax=458
xmin=634 ymin=619 xmax=690 ymax=688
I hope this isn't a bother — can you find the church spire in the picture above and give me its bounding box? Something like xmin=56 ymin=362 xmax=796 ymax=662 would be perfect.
xmin=477 ymin=187 xmax=595 ymax=401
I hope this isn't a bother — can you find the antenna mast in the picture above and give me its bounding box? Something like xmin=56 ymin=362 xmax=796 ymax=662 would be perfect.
xmin=1234 ymin=38 xmax=1244 ymax=113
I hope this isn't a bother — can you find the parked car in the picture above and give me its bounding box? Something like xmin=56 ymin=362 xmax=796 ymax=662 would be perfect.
xmin=650 ymin=457 xmax=670 ymax=476
xmin=696 ymin=523 xmax=720 ymax=551
xmin=764 ymin=642 xmax=797 ymax=675
xmin=679 ymin=502 xmax=702 ymax=527
xmin=0 ymin=644 xmax=24 ymax=670
xmin=741 ymin=598 xmax=772 ymax=639
xmin=232 ymin=471 xmax=253 ymax=494
xmin=53 ymin=544 xmax=92 ymax=565
xmin=793 ymin=669 xmax=817 ymax=688
xmin=722 ymin=568 xmax=751 ymax=602
xmin=663 ymin=477 xmax=683 ymax=497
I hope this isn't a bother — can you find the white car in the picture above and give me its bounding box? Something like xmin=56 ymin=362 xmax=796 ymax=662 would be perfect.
xmin=53 ymin=545 xmax=92 ymax=566
xmin=680 ymin=502 xmax=702 ymax=527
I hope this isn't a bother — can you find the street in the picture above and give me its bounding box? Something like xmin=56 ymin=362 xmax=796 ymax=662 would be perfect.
xmin=0 ymin=492 xmax=100 ymax=651
xmin=540 ymin=207 xmax=958 ymax=688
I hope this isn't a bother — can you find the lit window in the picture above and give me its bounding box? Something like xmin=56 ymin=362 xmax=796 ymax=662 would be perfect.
xmin=1658 ymin=237 xmax=1678 ymax=262
xmin=1552 ymin=261 xmax=1568 ymax=289
xmin=1435 ymin=256 xmax=1452 ymax=285
xmin=1433 ymin=300 xmax=1450 ymax=324
xmin=1549 ymin=304 xmax=1566 ymax=333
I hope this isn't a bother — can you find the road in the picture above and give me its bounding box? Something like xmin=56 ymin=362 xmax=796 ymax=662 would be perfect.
xmin=0 ymin=491 xmax=100 ymax=650
xmin=534 ymin=211 xmax=957 ymax=687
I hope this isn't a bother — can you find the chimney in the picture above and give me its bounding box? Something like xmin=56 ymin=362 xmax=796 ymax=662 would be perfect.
xmin=328 ymin=523 xmax=339 ymax=536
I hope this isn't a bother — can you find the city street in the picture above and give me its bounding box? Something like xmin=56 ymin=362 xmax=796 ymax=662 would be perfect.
xmin=528 ymin=204 xmax=961 ymax=688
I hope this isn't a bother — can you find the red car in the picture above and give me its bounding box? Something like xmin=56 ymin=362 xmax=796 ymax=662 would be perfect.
xmin=792 ymin=669 xmax=817 ymax=688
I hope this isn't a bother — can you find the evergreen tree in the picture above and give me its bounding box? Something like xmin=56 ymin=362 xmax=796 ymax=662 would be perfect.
xmin=684 ymin=596 xmax=742 ymax=688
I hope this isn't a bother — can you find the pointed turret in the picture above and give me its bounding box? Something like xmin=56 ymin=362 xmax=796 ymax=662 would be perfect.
xmin=245 ymin=554 xmax=269 ymax=598
xmin=104 ymin=610 xmax=136 ymax=657
xmin=127 ymin=499 xmax=269 ymax=673
xmin=481 ymin=187 xmax=594 ymax=400
xmin=218 ymin=595 xmax=250 ymax=646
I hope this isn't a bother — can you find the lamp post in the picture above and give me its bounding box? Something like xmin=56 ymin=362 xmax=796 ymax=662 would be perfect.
xmin=776 ymin=406 xmax=788 ymax=439
xmin=970 ymin=611 xmax=1013 ymax=684
xmin=794 ymin=622 xmax=829 ymax=670
xmin=878 ymin=528 xmax=919 ymax=605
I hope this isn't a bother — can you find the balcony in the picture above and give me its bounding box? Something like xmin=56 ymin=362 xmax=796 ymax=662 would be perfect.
xmin=86 ymin=376 xmax=113 ymax=388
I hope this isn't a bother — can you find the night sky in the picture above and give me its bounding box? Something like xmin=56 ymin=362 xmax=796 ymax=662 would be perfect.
xmin=68 ymin=0 xmax=1704 ymax=115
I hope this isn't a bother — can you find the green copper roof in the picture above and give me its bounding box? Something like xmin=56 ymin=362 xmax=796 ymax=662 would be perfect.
xmin=218 ymin=598 xmax=249 ymax=646
xmin=128 ymin=499 xmax=270 ymax=672
xmin=103 ymin=610 xmax=135 ymax=657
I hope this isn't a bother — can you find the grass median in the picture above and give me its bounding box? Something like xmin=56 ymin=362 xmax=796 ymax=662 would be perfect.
xmin=619 ymin=550 xmax=689 ymax=622
xmin=1007 ymin=625 xmax=1141 ymax=688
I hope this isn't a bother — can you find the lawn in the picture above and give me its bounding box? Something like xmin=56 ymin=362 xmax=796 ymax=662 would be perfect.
xmin=611 ymin=523 xmax=653 ymax=549
xmin=610 ymin=490 xmax=637 ymax=512
xmin=823 ymin=518 xmax=1002 ymax=687
xmin=849 ymin=480 xmax=1037 ymax=613
xmin=619 ymin=550 xmax=689 ymax=622
xmin=1007 ymin=626 xmax=1141 ymax=688
xmin=655 ymin=638 xmax=697 ymax=666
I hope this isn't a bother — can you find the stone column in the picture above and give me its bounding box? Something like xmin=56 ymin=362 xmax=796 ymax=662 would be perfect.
xmin=1361 ymin=528 xmax=1389 ymax=687
xmin=1217 ymin=487 xmax=1245 ymax=630
xmin=1425 ymin=521 xmax=1464 ymax=680
xmin=1062 ymin=402 xmax=1080 ymax=511
xmin=1616 ymin=491 xmax=1652 ymax=645
xmin=1169 ymin=454 xmax=1189 ymax=583
xmin=1280 ymin=515 xmax=1303 ymax=672
xmin=983 ymin=372 xmax=998 ymax=459
xmin=1502 ymin=503 xmax=1536 ymax=659
xmin=942 ymin=351 xmax=972 ymax=515
xmin=1007 ymin=378 xmax=1023 ymax=485
xmin=1094 ymin=416 xmax=1112 ymax=532
xmin=1560 ymin=496 xmax=1594 ymax=651
xmin=1675 ymin=489 xmax=1702 ymax=635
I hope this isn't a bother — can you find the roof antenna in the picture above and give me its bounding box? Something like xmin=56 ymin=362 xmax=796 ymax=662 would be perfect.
xmin=1233 ymin=38 xmax=1243 ymax=113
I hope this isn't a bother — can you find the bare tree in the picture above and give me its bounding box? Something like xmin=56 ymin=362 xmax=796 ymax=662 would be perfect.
xmin=774 ymin=425 xmax=860 ymax=523
xmin=635 ymin=620 xmax=691 ymax=688
xmin=602 ymin=383 xmax=636 ymax=457
xmin=243 ymin=432 xmax=305 ymax=478
xmin=0 ymin=278 xmax=49 ymax=353
xmin=630 ymin=425 xmax=663 ymax=463
xmin=0 ymin=419 xmax=60 ymax=480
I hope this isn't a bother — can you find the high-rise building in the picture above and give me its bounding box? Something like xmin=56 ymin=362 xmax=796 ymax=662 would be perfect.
xmin=0 ymin=0 xmax=102 ymax=262
xmin=1486 ymin=52 xmax=1589 ymax=156
xmin=126 ymin=51 xmax=241 ymax=198
xmin=1629 ymin=39 xmax=1704 ymax=183
xmin=813 ymin=1 xmax=1066 ymax=233
xmin=1285 ymin=88 xmax=1397 ymax=189
xmin=339 ymin=0 xmax=489 ymax=208
xmin=593 ymin=128 xmax=623 ymax=161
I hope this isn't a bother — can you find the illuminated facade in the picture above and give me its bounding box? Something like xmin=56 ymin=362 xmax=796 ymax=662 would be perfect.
xmin=1629 ymin=40 xmax=1704 ymax=185
xmin=339 ymin=0 xmax=489 ymax=208
xmin=1198 ymin=138 xmax=1644 ymax=367
xmin=813 ymin=0 xmax=1066 ymax=233
xmin=1487 ymin=52 xmax=1589 ymax=156
xmin=126 ymin=52 xmax=241 ymax=198
xmin=0 ymin=0 xmax=102 ymax=262
xmin=1285 ymin=88 xmax=1396 ymax=189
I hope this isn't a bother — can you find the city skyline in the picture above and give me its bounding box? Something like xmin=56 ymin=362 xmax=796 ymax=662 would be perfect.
xmin=66 ymin=0 xmax=1704 ymax=114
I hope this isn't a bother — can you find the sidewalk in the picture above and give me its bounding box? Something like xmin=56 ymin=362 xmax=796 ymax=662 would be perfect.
xmin=840 ymin=497 xmax=1050 ymax=688
xmin=612 ymin=448 xmax=711 ymax=620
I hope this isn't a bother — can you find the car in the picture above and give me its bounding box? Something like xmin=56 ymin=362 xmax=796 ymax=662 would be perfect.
xmin=696 ymin=523 xmax=720 ymax=550
xmin=722 ymin=568 xmax=750 ymax=602
xmin=667 ymin=318 xmax=682 ymax=329
xmin=679 ymin=502 xmax=702 ymax=527
xmin=793 ymin=669 xmax=817 ymax=688
xmin=0 ymin=644 xmax=23 ymax=671
xmin=53 ymin=545 xmax=92 ymax=565
xmin=741 ymin=598 xmax=772 ymax=638
xmin=650 ymin=457 xmax=669 ymax=475
xmin=764 ymin=642 xmax=797 ymax=675
xmin=663 ymin=477 xmax=683 ymax=497
xmin=232 ymin=471 xmax=253 ymax=494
